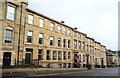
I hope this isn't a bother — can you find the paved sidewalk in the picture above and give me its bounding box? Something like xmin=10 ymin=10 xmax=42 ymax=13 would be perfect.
xmin=1 ymin=67 xmax=112 ymax=74
xmin=2 ymin=67 xmax=88 ymax=73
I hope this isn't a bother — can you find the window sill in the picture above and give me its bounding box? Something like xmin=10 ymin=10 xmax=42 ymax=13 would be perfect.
xmin=26 ymin=43 xmax=32 ymax=44
xmin=39 ymin=44 xmax=43 ymax=46
xmin=28 ymin=23 xmax=34 ymax=25
xmin=6 ymin=18 xmax=14 ymax=22
xmin=50 ymin=46 xmax=54 ymax=48
xmin=3 ymin=43 xmax=13 ymax=46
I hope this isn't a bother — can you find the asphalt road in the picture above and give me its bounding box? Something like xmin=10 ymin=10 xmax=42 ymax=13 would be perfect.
xmin=2 ymin=68 xmax=120 ymax=78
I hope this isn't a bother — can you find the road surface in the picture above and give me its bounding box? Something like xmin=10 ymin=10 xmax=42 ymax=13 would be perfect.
xmin=2 ymin=67 xmax=120 ymax=78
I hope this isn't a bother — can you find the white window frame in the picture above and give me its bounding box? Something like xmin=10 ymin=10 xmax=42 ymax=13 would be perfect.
xmin=58 ymin=38 xmax=61 ymax=48
xmin=78 ymin=34 xmax=81 ymax=39
xmin=50 ymin=36 xmax=54 ymax=47
xmin=53 ymin=51 xmax=57 ymax=60
xmin=28 ymin=14 xmax=34 ymax=24
xmin=46 ymin=50 xmax=50 ymax=60
xmin=50 ymin=23 xmax=54 ymax=31
xmin=63 ymin=51 xmax=66 ymax=60
xmin=63 ymin=39 xmax=66 ymax=48
xmin=78 ymin=41 xmax=81 ymax=50
xmin=74 ymin=32 xmax=77 ymax=38
xmin=74 ymin=40 xmax=77 ymax=50
xmin=81 ymin=42 xmax=85 ymax=51
xmin=58 ymin=51 xmax=62 ymax=60
xmin=27 ymin=30 xmax=33 ymax=44
xmin=6 ymin=6 xmax=15 ymax=21
xmin=58 ymin=26 xmax=61 ymax=33
xmin=68 ymin=29 xmax=71 ymax=36
xmin=38 ymin=49 xmax=43 ymax=60
xmin=68 ymin=52 xmax=71 ymax=59
xmin=68 ymin=40 xmax=71 ymax=49
xmin=63 ymin=28 xmax=66 ymax=35
xmin=40 ymin=19 xmax=44 ymax=27
xmin=39 ymin=33 xmax=44 ymax=45
xmin=4 ymin=29 xmax=13 ymax=45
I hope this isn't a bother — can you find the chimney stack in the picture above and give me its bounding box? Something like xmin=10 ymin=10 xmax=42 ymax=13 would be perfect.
xmin=74 ymin=27 xmax=77 ymax=31
xmin=61 ymin=20 xmax=65 ymax=24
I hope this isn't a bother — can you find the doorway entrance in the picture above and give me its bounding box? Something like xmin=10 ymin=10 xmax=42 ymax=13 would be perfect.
xmin=25 ymin=49 xmax=33 ymax=65
xmin=86 ymin=54 xmax=89 ymax=64
xmin=101 ymin=58 xmax=104 ymax=66
xmin=25 ymin=53 xmax=31 ymax=64
xmin=3 ymin=52 xmax=12 ymax=67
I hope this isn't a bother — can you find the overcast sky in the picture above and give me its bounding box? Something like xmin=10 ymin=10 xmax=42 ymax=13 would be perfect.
xmin=28 ymin=0 xmax=118 ymax=51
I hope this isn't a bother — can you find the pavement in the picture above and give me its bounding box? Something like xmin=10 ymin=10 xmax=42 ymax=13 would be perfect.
xmin=2 ymin=67 xmax=87 ymax=73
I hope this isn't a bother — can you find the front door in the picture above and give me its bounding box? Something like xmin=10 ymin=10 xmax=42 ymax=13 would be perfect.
xmin=25 ymin=53 xmax=31 ymax=64
xmin=101 ymin=59 xmax=104 ymax=65
xmin=3 ymin=52 xmax=11 ymax=67
xmin=25 ymin=49 xmax=33 ymax=65
xmin=87 ymin=56 xmax=89 ymax=64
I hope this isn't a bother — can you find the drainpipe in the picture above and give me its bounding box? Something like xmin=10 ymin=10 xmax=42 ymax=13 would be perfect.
xmin=22 ymin=2 xmax=27 ymax=65
xmin=17 ymin=2 xmax=23 ymax=66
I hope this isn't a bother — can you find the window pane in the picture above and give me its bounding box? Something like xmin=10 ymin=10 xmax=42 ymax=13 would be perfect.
xmin=7 ymin=6 xmax=15 ymax=14
xmin=7 ymin=13 xmax=14 ymax=21
xmin=50 ymin=36 xmax=54 ymax=46
xmin=39 ymin=33 xmax=43 ymax=38
xmin=58 ymin=51 xmax=62 ymax=60
xmin=7 ymin=6 xmax=15 ymax=21
xmin=4 ymin=29 xmax=13 ymax=44
xmin=27 ymin=36 xmax=32 ymax=43
xmin=27 ymin=31 xmax=33 ymax=43
xmin=68 ymin=40 xmax=70 ymax=48
xmin=50 ymin=36 xmax=54 ymax=40
xmin=63 ymin=39 xmax=66 ymax=48
xmin=63 ymin=28 xmax=66 ymax=35
xmin=28 ymin=15 xmax=33 ymax=24
xmin=40 ymin=19 xmax=44 ymax=27
xmin=46 ymin=50 xmax=50 ymax=60
xmin=68 ymin=30 xmax=70 ymax=36
xmin=27 ymin=31 xmax=33 ymax=36
xmin=74 ymin=41 xmax=77 ymax=49
xmin=68 ymin=52 xmax=71 ymax=59
xmin=29 ymin=15 xmax=33 ymax=20
xmin=58 ymin=38 xmax=61 ymax=47
xmin=38 ymin=49 xmax=42 ymax=54
xmin=39 ymin=33 xmax=43 ymax=45
xmin=63 ymin=51 xmax=66 ymax=60
xmin=50 ymin=23 xmax=54 ymax=31
xmin=58 ymin=26 xmax=61 ymax=33
xmin=38 ymin=49 xmax=43 ymax=60
xmin=53 ymin=51 xmax=57 ymax=60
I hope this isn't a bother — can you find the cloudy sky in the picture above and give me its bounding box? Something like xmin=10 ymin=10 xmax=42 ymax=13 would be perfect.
xmin=28 ymin=0 xmax=118 ymax=50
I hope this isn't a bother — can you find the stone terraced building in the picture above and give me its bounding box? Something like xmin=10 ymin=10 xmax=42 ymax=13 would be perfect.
xmin=0 ymin=0 xmax=107 ymax=68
